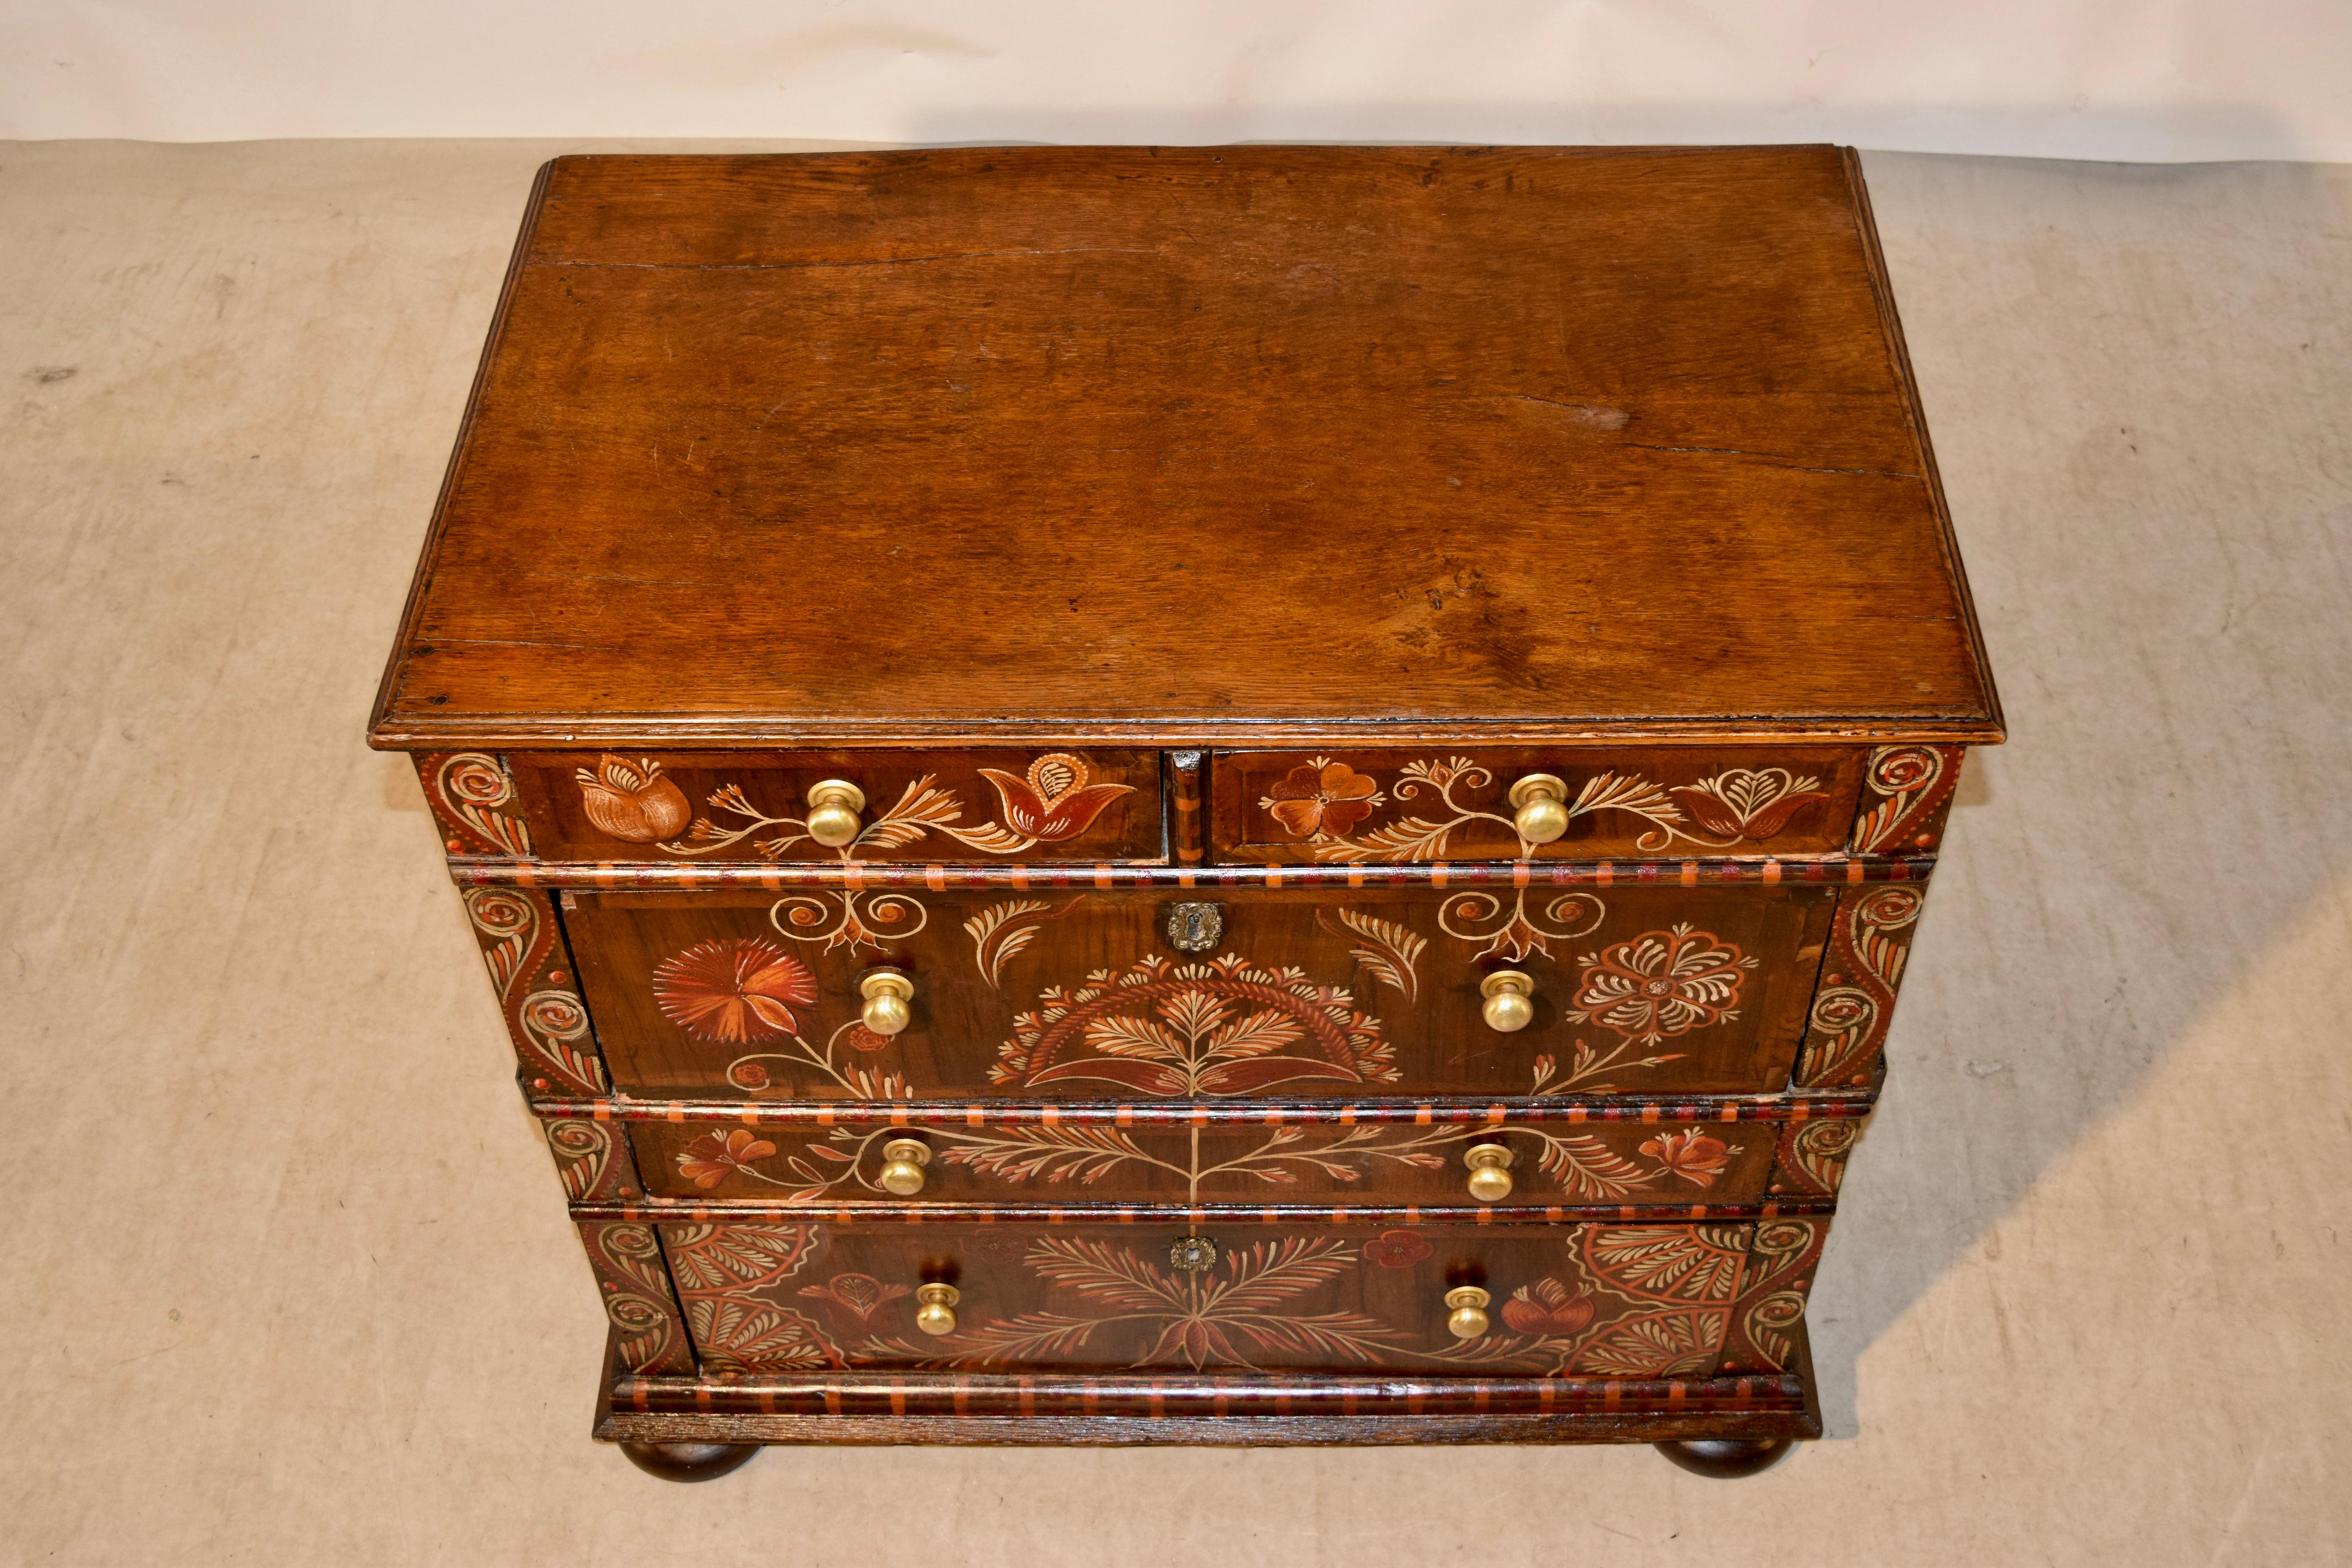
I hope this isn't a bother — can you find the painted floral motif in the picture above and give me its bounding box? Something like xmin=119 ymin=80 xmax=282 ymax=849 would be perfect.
xmin=991 ymin=953 xmax=1396 ymax=1097
xmin=1569 ymin=924 xmax=1755 ymax=1043
xmin=574 ymin=755 xmax=691 ymax=843
xmin=1428 ymin=1226 xmax=1749 ymax=1378
xmin=664 ymin=1223 xmax=842 ymax=1373
xmin=1362 ymin=1229 xmax=1435 ymax=1269
xmin=1262 ymin=759 xmax=1385 ymax=838
xmin=1500 ymin=1278 xmax=1598 ymax=1336
xmin=1315 ymin=907 xmax=1426 ymax=1002
xmin=964 ymin=897 xmax=1087 ymax=990
xmin=677 ymin=1128 xmax=779 ymax=1190
xmin=978 ymin=753 xmax=1134 ymax=842
xmin=903 ymin=1235 xmax=1403 ymax=1372
xmin=1666 ymin=768 xmax=1829 ymax=840
xmin=1639 ymin=1130 xmax=1735 ymax=1187
xmin=650 ymin=757 xmax=1133 ymax=861
xmin=797 ymin=1272 xmax=913 ymax=1323
xmin=652 ymin=938 xmax=820 ymax=1043
xmin=1265 ymin=755 xmax=1819 ymax=861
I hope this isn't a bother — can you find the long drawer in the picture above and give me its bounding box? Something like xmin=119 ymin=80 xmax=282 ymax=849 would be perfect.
xmin=642 ymin=1216 xmax=1826 ymax=1380
xmin=559 ymin=879 xmax=1840 ymax=1100
xmin=602 ymin=1102 xmax=1865 ymax=1208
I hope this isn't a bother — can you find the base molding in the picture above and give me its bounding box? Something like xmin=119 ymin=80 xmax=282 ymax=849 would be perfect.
xmin=591 ymin=1325 xmax=1823 ymax=1453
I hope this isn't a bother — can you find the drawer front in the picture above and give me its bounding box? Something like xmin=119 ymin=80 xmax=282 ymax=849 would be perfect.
xmin=658 ymin=1217 xmax=1818 ymax=1378
xmin=1210 ymin=748 xmax=1869 ymax=863
xmin=625 ymin=1110 xmax=1804 ymax=1207
xmin=497 ymin=749 xmax=1166 ymax=864
xmin=563 ymin=880 xmax=1838 ymax=1100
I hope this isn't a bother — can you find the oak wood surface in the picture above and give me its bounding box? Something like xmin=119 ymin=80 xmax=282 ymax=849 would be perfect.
xmin=369 ymin=145 xmax=2001 ymax=750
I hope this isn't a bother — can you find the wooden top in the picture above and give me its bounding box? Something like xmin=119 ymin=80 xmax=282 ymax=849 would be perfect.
xmin=369 ymin=146 xmax=2001 ymax=750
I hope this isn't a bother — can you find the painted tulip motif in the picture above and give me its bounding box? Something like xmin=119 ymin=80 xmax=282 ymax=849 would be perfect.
xmin=1499 ymin=1277 xmax=1598 ymax=1337
xmin=976 ymin=753 xmax=1135 ymax=843
xmin=1639 ymin=1129 xmax=1734 ymax=1187
xmin=1664 ymin=768 xmax=1829 ymax=841
xmin=677 ymin=1128 xmax=778 ymax=1189
xmin=575 ymin=755 xmax=692 ymax=843
xmin=798 ymin=1272 xmax=913 ymax=1323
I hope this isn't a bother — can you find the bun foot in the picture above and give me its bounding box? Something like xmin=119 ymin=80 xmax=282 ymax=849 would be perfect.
xmin=1654 ymin=1437 xmax=1795 ymax=1478
xmin=618 ymin=1441 xmax=761 ymax=1482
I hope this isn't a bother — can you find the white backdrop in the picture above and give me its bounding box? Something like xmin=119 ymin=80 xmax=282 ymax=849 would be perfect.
xmin=5 ymin=0 xmax=2350 ymax=161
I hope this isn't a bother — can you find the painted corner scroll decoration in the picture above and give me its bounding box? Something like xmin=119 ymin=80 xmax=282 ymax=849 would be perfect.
xmin=577 ymin=1221 xmax=694 ymax=1376
xmin=461 ymin=886 xmax=604 ymax=1095
xmin=1260 ymin=756 xmax=1829 ymax=861
xmin=1847 ymin=745 xmax=1964 ymax=855
xmin=670 ymin=1120 xmax=1746 ymax=1204
xmin=1720 ymin=1220 xmax=1825 ymax=1373
xmin=1774 ymin=1119 xmax=1861 ymax=1196
xmin=1796 ymin=884 xmax=1922 ymax=1088
xmin=422 ymin=751 xmax=532 ymax=856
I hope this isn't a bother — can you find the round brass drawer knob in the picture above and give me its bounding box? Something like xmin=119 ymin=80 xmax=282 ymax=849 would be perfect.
xmin=914 ymin=1282 xmax=960 ymax=1337
xmin=1508 ymin=773 xmax=1570 ymax=844
xmin=1463 ymin=1142 xmax=1515 ymax=1202
xmin=1445 ymin=1285 xmax=1492 ymax=1341
xmin=879 ymin=1136 xmax=931 ymax=1196
xmin=804 ymin=779 xmax=866 ymax=848
xmin=859 ymin=969 xmax=915 ymax=1036
xmin=1479 ymin=970 xmax=1535 ymax=1033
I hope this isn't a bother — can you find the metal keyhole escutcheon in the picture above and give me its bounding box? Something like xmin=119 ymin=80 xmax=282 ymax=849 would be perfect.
xmin=1169 ymin=1236 xmax=1219 ymax=1272
xmin=1163 ymin=902 xmax=1224 ymax=955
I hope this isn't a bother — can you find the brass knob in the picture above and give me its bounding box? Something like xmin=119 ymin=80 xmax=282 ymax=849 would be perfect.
xmin=1445 ymin=1285 xmax=1492 ymax=1341
xmin=878 ymin=1136 xmax=931 ymax=1196
xmin=1480 ymin=970 xmax=1535 ymax=1033
xmin=1463 ymin=1143 xmax=1515 ymax=1202
xmin=914 ymin=1282 xmax=960 ymax=1337
xmin=1508 ymin=773 xmax=1570 ymax=844
xmin=859 ymin=968 xmax=914 ymax=1036
xmin=804 ymin=779 xmax=866 ymax=848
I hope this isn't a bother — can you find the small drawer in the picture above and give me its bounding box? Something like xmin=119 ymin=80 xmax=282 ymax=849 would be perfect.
xmin=499 ymin=749 xmax=1167 ymax=864
xmin=1210 ymin=747 xmax=1873 ymax=864
xmin=624 ymin=1106 xmax=1840 ymax=1207
xmin=561 ymin=878 xmax=1840 ymax=1101
xmin=655 ymin=1216 xmax=1820 ymax=1379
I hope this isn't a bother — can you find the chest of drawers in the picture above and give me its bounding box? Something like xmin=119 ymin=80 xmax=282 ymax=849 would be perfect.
xmin=369 ymin=145 xmax=2000 ymax=1479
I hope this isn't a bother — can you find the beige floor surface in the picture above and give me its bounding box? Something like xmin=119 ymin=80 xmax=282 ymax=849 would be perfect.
xmin=2 ymin=140 xmax=2348 ymax=1565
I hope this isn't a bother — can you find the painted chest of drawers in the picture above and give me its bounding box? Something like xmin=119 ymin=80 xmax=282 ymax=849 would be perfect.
xmin=368 ymin=145 xmax=2001 ymax=1479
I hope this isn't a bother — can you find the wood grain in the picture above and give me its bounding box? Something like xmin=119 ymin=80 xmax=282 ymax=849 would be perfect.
xmin=368 ymin=146 xmax=2002 ymax=750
